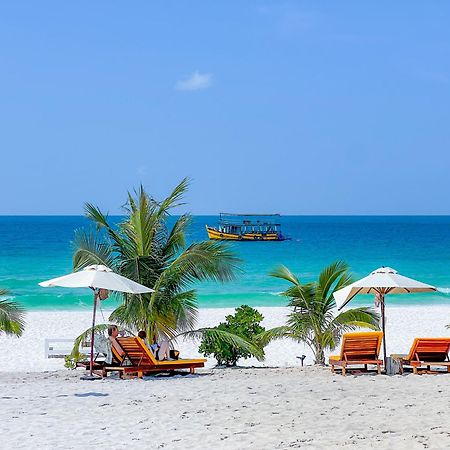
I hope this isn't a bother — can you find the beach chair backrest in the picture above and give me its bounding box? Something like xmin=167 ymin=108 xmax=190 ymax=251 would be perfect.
xmin=340 ymin=331 xmax=383 ymax=361
xmin=406 ymin=338 xmax=450 ymax=362
xmin=110 ymin=342 xmax=124 ymax=364
xmin=117 ymin=337 xmax=154 ymax=366
xmin=135 ymin=336 xmax=159 ymax=365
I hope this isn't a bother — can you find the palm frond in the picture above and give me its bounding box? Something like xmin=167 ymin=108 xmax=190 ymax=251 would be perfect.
xmin=167 ymin=290 xmax=198 ymax=333
xmin=157 ymin=241 xmax=241 ymax=289
xmin=330 ymin=307 xmax=380 ymax=331
xmin=72 ymin=228 xmax=115 ymax=271
xmin=71 ymin=323 xmax=112 ymax=356
xmin=109 ymin=295 xmax=153 ymax=332
xmin=84 ymin=203 xmax=110 ymax=229
xmin=156 ymin=177 xmax=189 ymax=216
xmin=316 ymin=261 xmax=353 ymax=310
xmin=269 ymin=265 xmax=300 ymax=285
xmin=84 ymin=203 xmax=131 ymax=255
xmin=0 ymin=295 xmax=25 ymax=337
xmin=174 ymin=327 xmax=265 ymax=361
xmin=123 ymin=186 xmax=159 ymax=257
xmin=163 ymin=214 xmax=190 ymax=259
xmin=285 ymin=283 xmax=316 ymax=308
xmin=254 ymin=326 xmax=291 ymax=347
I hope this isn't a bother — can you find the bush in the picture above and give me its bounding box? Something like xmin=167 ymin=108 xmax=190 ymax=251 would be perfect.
xmin=199 ymin=305 xmax=265 ymax=366
xmin=64 ymin=351 xmax=87 ymax=370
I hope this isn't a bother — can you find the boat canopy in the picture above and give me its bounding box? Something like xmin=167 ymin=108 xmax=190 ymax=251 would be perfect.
xmin=219 ymin=213 xmax=282 ymax=226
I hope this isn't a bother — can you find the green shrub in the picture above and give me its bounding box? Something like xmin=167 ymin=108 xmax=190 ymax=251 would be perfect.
xmin=199 ymin=305 xmax=265 ymax=366
xmin=64 ymin=351 xmax=87 ymax=370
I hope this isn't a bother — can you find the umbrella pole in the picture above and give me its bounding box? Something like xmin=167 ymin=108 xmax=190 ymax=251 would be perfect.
xmin=88 ymin=289 xmax=98 ymax=377
xmin=80 ymin=288 xmax=101 ymax=380
xmin=381 ymin=294 xmax=387 ymax=367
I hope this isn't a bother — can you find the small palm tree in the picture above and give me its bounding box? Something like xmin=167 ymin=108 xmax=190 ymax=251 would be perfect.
xmin=0 ymin=289 xmax=25 ymax=337
xmin=263 ymin=261 xmax=380 ymax=365
xmin=73 ymin=178 xmax=241 ymax=340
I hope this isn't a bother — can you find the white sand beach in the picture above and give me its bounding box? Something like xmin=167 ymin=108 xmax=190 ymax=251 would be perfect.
xmin=2 ymin=305 xmax=450 ymax=449
xmin=1 ymin=305 xmax=450 ymax=372
xmin=2 ymin=366 xmax=450 ymax=449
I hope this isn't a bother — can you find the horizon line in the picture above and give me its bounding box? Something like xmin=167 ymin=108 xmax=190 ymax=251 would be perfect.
xmin=2 ymin=213 xmax=450 ymax=217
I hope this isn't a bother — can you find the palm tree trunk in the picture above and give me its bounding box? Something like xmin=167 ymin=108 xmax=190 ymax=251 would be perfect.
xmin=314 ymin=346 xmax=325 ymax=365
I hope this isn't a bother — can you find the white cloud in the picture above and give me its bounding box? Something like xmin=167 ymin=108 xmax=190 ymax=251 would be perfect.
xmin=175 ymin=71 xmax=213 ymax=91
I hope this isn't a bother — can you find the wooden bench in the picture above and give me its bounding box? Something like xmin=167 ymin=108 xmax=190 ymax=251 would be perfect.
xmin=45 ymin=338 xmax=90 ymax=359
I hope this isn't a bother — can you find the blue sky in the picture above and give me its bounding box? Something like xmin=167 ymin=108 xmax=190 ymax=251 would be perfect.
xmin=1 ymin=1 xmax=449 ymax=215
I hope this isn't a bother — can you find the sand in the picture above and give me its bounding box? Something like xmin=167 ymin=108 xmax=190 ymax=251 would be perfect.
xmin=2 ymin=366 xmax=450 ymax=449
xmin=1 ymin=305 xmax=450 ymax=372
xmin=2 ymin=305 xmax=450 ymax=449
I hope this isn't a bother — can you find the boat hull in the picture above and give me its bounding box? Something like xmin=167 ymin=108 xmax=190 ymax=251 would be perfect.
xmin=206 ymin=226 xmax=286 ymax=241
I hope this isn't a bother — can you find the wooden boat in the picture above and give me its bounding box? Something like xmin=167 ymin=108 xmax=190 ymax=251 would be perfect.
xmin=206 ymin=213 xmax=289 ymax=241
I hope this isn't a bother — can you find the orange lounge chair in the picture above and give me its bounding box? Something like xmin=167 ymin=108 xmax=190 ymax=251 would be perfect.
xmin=392 ymin=338 xmax=450 ymax=374
xmin=329 ymin=331 xmax=383 ymax=376
xmin=104 ymin=336 xmax=206 ymax=378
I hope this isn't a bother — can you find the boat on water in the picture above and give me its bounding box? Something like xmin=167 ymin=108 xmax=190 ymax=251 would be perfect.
xmin=206 ymin=213 xmax=289 ymax=241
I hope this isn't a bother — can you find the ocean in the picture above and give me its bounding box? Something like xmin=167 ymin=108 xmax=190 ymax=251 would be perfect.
xmin=1 ymin=215 xmax=450 ymax=311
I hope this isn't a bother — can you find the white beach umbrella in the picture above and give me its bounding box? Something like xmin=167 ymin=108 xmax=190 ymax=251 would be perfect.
xmin=39 ymin=264 xmax=154 ymax=293
xmin=39 ymin=265 xmax=154 ymax=379
xmin=334 ymin=266 xmax=436 ymax=363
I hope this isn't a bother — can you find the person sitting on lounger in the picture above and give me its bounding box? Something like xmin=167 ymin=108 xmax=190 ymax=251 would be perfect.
xmin=137 ymin=330 xmax=151 ymax=349
xmin=108 ymin=325 xmax=125 ymax=359
xmin=138 ymin=330 xmax=172 ymax=361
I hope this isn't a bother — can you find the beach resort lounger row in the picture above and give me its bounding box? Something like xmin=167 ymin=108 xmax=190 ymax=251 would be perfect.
xmin=329 ymin=332 xmax=450 ymax=376
xmin=103 ymin=337 xmax=206 ymax=378
xmin=76 ymin=336 xmax=206 ymax=378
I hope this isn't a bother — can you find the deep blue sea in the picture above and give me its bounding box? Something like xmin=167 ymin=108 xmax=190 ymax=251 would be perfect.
xmin=1 ymin=216 xmax=450 ymax=311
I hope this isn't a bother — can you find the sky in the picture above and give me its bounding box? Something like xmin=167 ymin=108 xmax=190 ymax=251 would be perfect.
xmin=1 ymin=1 xmax=450 ymax=215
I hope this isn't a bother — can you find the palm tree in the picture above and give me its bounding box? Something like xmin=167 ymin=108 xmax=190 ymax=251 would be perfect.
xmin=0 ymin=289 xmax=25 ymax=337
xmin=263 ymin=261 xmax=380 ymax=364
xmin=73 ymin=178 xmax=241 ymax=341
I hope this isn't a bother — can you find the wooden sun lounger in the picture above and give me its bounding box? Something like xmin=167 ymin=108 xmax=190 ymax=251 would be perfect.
xmin=76 ymin=360 xmax=104 ymax=370
xmin=76 ymin=350 xmax=122 ymax=374
xmin=329 ymin=331 xmax=383 ymax=376
xmin=391 ymin=338 xmax=450 ymax=374
xmin=75 ymin=336 xmax=124 ymax=372
xmin=104 ymin=337 xmax=207 ymax=379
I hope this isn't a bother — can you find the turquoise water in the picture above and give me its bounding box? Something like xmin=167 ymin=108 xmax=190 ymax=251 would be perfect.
xmin=1 ymin=216 xmax=450 ymax=311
